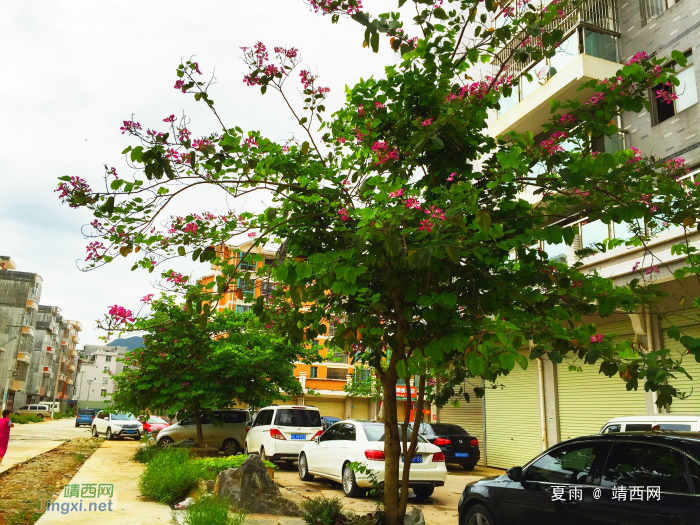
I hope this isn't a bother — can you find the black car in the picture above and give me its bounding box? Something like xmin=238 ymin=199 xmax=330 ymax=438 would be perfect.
xmin=411 ymin=422 xmax=480 ymax=470
xmin=458 ymin=432 xmax=700 ymax=525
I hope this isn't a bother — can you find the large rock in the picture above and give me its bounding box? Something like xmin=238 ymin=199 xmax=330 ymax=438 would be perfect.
xmin=404 ymin=508 xmax=425 ymax=525
xmin=214 ymin=455 xmax=301 ymax=516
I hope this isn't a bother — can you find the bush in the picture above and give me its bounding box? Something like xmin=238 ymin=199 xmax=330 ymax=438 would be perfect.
xmin=300 ymin=496 xmax=346 ymax=525
xmin=134 ymin=445 xmax=163 ymax=464
xmin=10 ymin=414 xmax=43 ymax=424
xmin=138 ymin=448 xmax=204 ymax=505
xmin=192 ymin=455 xmax=277 ymax=473
xmin=180 ymin=496 xmax=246 ymax=525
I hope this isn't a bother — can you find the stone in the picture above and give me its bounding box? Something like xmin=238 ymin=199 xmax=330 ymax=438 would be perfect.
xmin=404 ymin=507 xmax=425 ymax=525
xmin=174 ymin=438 xmax=197 ymax=448
xmin=184 ymin=479 xmax=209 ymax=501
xmin=174 ymin=497 xmax=195 ymax=510
xmin=214 ymin=455 xmax=301 ymax=516
xmin=205 ymin=479 xmax=215 ymax=492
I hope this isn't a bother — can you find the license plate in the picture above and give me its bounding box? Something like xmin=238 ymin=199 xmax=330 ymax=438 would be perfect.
xmin=455 ymin=452 xmax=469 ymax=457
xmin=291 ymin=434 xmax=306 ymax=440
xmin=402 ymin=455 xmax=423 ymax=463
xmin=124 ymin=431 xmax=136 ymax=434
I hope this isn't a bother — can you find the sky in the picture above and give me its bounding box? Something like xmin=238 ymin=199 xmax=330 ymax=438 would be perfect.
xmin=0 ymin=1 xmax=402 ymax=343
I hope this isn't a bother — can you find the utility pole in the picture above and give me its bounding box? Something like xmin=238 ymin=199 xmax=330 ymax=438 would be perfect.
xmin=85 ymin=379 xmax=93 ymax=409
xmin=50 ymin=343 xmax=65 ymax=419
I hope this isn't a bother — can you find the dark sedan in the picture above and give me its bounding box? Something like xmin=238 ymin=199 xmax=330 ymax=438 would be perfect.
xmin=458 ymin=432 xmax=700 ymax=525
xmin=411 ymin=423 xmax=480 ymax=470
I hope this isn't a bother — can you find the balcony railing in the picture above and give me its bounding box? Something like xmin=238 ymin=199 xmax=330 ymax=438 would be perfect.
xmin=495 ymin=0 xmax=620 ymax=78
xmin=327 ymin=352 xmax=349 ymax=364
xmin=46 ymin=346 xmax=54 ymax=353
xmin=43 ymin=366 xmax=53 ymax=375
xmin=58 ymin=374 xmax=67 ymax=382
xmin=61 ymin=340 xmax=68 ymax=347
xmin=21 ymin=326 xmax=35 ymax=338
xmin=16 ymin=352 xmax=30 ymax=363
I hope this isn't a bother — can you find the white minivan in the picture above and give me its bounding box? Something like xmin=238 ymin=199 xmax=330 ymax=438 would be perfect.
xmin=245 ymin=405 xmax=323 ymax=463
xmin=601 ymin=415 xmax=700 ymax=433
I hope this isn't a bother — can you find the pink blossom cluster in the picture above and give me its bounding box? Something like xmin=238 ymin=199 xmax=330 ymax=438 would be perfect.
xmin=338 ymin=207 xmax=349 ymax=221
xmin=108 ymin=167 xmax=118 ymax=179
xmin=306 ymin=0 xmax=363 ymax=15
xmin=371 ymin=141 xmax=399 ymax=165
xmin=163 ymin=114 xmax=176 ymax=123
xmin=424 ymin=205 xmax=446 ymax=220
xmin=572 ymin=280 xmax=582 ymax=288
xmin=174 ymin=80 xmax=187 ymax=92
xmin=55 ymin=176 xmax=92 ymax=207
xmin=656 ymin=84 xmax=678 ymax=105
xmin=120 ymin=120 xmax=142 ymax=135
xmin=178 ymin=128 xmax=191 ymax=142
xmin=274 ymin=46 xmax=298 ymax=58
xmin=421 ymin=118 xmax=433 ymax=127
xmin=85 ymin=241 xmax=106 ymax=262
xmin=587 ymin=92 xmax=605 ymax=105
xmin=541 ymin=132 xmax=567 ymax=155
xmin=628 ymin=147 xmax=643 ymax=164
xmin=141 ymin=294 xmax=154 ymax=303
xmin=644 ymin=265 xmax=660 ymax=275
xmin=405 ymin=197 xmax=421 ymax=209
xmin=164 ymin=271 xmax=188 ymax=285
xmin=559 ymin=113 xmax=576 ymax=125
xmin=108 ymin=305 xmax=134 ymax=325
xmin=183 ymin=222 xmax=198 ymax=234
xmin=665 ymin=156 xmax=688 ymax=173
xmin=245 ymin=136 xmax=258 ymax=148
xmin=590 ymin=334 xmax=603 ymax=343
xmin=626 ymin=51 xmax=649 ymax=65
xmin=248 ymin=232 xmax=258 ymax=238
xmin=192 ymin=138 xmax=213 ymax=151
xmin=165 ymin=148 xmax=189 ymax=164
xmin=375 ymin=101 xmax=385 ymax=109
xmin=418 ymin=219 xmax=434 ymax=233
xmin=388 ymin=188 xmax=404 ymax=198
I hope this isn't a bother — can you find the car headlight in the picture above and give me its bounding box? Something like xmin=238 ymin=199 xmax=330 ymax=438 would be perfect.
xmin=112 ymin=422 xmax=122 ymax=427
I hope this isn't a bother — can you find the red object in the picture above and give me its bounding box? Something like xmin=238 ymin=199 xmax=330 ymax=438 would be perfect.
xmin=432 ymin=452 xmax=446 ymax=462
xmin=310 ymin=430 xmax=323 ymax=440
xmin=364 ymin=449 xmax=386 ymax=461
xmin=470 ymin=438 xmax=479 ymax=447
xmin=270 ymin=428 xmax=286 ymax=440
xmin=433 ymin=437 xmax=451 ymax=446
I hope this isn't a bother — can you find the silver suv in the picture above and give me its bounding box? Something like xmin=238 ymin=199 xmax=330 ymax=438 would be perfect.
xmin=156 ymin=409 xmax=250 ymax=455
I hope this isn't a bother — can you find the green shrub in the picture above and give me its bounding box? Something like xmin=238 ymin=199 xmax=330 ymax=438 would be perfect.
xmin=300 ymin=496 xmax=345 ymax=525
xmin=138 ymin=448 xmax=203 ymax=505
xmin=134 ymin=445 xmax=163 ymax=464
xmin=192 ymin=454 xmax=276 ymax=473
xmin=10 ymin=414 xmax=43 ymax=424
xmin=179 ymin=496 xmax=246 ymax=525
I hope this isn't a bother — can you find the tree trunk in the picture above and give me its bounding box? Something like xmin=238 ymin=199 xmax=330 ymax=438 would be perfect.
xmin=381 ymin=366 xmax=401 ymax=525
xmin=398 ymin=374 xmax=426 ymax=518
xmin=193 ymin=403 xmax=204 ymax=447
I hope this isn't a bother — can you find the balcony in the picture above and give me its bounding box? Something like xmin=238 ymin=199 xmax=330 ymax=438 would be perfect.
xmin=67 ymin=378 xmax=74 ymax=385
xmin=326 ymin=352 xmax=349 ymax=364
xmin=46 ymin=346 xmax=54 ymax=353
xmin=491 ymin=0 xmax=621 ymax=137
xmin=58 ymin=374 xmax=67 ymax=382
xmin=43 ymin=366 xmax=53 ymax=375
xmin=68 ymin=363 xmax=76 ymax=371
xmin=61 ymin=340 xmax=68 ymax=347
xmin=26 ymin=299 xmax=38 ymax=311
xmin=16 ymin=352 xmax=30 ymax=363
xmin=21 ymin=326 xmax=35 ymax=338
xmin=72 ymin=335 xmax=79 ymax=344
xmin=60 ymin=356 xmax=69 ymax=365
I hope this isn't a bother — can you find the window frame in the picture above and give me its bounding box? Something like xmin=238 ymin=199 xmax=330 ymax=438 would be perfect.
xmin=651 ymin=50 xmax=696 ymax=126
xmin=640 ymin=0 xmax=680 ymax=26
xmin=522 ymin=441 xmax=605 ymax=486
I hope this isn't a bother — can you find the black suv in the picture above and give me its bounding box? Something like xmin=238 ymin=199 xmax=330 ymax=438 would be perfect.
xmin=458 ymin=432 xmax=700 ymax=525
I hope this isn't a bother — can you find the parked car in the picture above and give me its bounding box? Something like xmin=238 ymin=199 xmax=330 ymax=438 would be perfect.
xmin=14 ymin=404 xmax=50 ymax=419
xmin=91 ymin=411 xmax=143 ymax=440
xmin=409 ymin=422 xmax=480 ymax=470
xmin=322 ymin=416 xmax=341 ymax=430
xmin=458 ymin=432 xmax=700 ymax=525
xmin=138 ymin=415 xmax=170 ymax=434
xmin=156 ymin=409 xmax=249 ymax=455
xmin=245 ymin=405 xmax=323 ymax=463
xmin=601 ymin=414 xmax=700 ymax=433
xmin=75 ymin=408 xmax=96 ymax=427
xmin=298 ymin=420 xmax=447 ymax=499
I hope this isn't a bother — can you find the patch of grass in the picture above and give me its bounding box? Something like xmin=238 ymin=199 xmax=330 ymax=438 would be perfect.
xmin=138 ymin=448 xmax=205 ymax=505
xmin=192 ymin=454 xmax=277 ymax=472
xmin=10 ymin=414 xmax=43 ymax=424
xmin=133 ymin=445 xmax=162 ymax=464
xmin=74 ymin=451 xmax=86 ymax=464
xmin=300 ymin=496 xmax=345 ymax=525
xmin=179 ymin=495 xmax=246 ymax=525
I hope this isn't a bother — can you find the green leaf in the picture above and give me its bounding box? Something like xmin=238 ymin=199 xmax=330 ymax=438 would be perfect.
xmin=431 ymin=136 xmax=444 ymax=149
xmin=467 ymin=354 xmax=486 ymax=376
xmin=178 ymin=246 xmax=186 ymax=257
xmin=370 ymin=32 xmax=379 ymax=53
xmin=102 ymin=196 xmax=115 ymax=216
xmin=672 ymin=50 xmax=688 ymax=68
xmin=499 ymin=352 xmax=516 ymax=370
xmin=667 ymin=325 xmax=681 ymax=341
xmin=121 ymin=146 xmax=132 ymax=154
xmin=484 ymin=0 xmax=496 ymax=11
xmin=475 ymin=210 xmax=491 ymax=231
xmin=433 ymin=7 xmax=447 ymax=19
xmin=301 ymin=142 xmax=310 ymax=155
xmin=446 ymin=246 xmax=461 ymax=264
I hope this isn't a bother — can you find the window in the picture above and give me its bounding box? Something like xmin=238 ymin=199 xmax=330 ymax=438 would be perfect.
xmin=603 ymin=424 xmax=621 ymax=433
xmin=361 ymin=423 xmax=427 ymax=443
xmin=335 ymin=423 xmax=357 ymax=441
xmin=100 ymin=389 xmax=107 ymax=396
xmin=641 ymin=0 xmax=680 ymax=25
xmin=312 ymin=339 xmax=320 ymax=347
xmin=103 ymin=366 xmax=111 ymax=373
xmin=310 ymin=366 xmax=318 ymax=379
xmin=625 ymin=424 xmax=653 ymax=431
xmin=326 ymin=368 xmax=348 ymax=380
xmin=354 ymin=368 xmax=372 ymax=384
xmin=542 ymin=240 xmax=568 ymax=264
xmin=601 ymin=443 xmax=690 ymax=493
xmin=274 ymin=409 xmax=322 ymax=427
xmin=235 ymin=305 xmax=251 ymax=314
xmin=105 ymin=356 xmax=112 ymax=362
xmin=264 ymin=258 xmax=275 ymax=267
xmin=327 ymin=323 xmax=337 ymax=337
xmin=581 ymin=220 xmax=610 ymax=251
xmin=321 ymin=423 xmax=342 ymax=442
xmin=260 ymin=281 xmax=276 ymax=295
xmin=218 ymin=411 xmax=248 ymax=424
xmin=658 ymin=423 xmax=692 ymax=431
xmin=525 ymin=444 xmax=600 ymax=484
xmin=102 ymin=378 xmax=108 ymax=385
xmin=653 ymin=51 xmax=697 ymax=125
xmin=583 ymin=29 xmax=617 ymax=62
xmin=253 ymin=410 xmax=274 ymax=427
xmin=237 ymin=278 xmax=256 ymax=296
xmin=430 ymin=424 xmax=470 ymax=436
xmin=239 ymin=256 xmax=256 ymax=271
xmin=688 ymin=457 xmax=700 ymax=493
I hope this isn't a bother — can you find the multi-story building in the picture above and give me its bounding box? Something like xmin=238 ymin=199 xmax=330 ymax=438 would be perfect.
xmin=74 ymin=344 xmax=128 ymax=410
xmin=198 ymin=241 xmax=380 ymax=420
xmin=434 ymin=0 xmax=700 ymax=470
xmin=0 ymin=256 xmax=82 ymax=411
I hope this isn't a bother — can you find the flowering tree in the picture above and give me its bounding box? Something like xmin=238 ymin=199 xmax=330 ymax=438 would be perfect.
xmin=108 ymin=296 xmax=309 ymax=447
xmin=58 ymin=0 xmax=700 ymax=521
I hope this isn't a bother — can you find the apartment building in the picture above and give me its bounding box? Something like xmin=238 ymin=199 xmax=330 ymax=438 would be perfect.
xmin=74 ymin=344 xmax=128 ymax=409
xmin=434 ymin=0 xmax=700 ymax=470
xmin=198 ymin=241 xmax=380 ymax=420
xmin=0 ymin=256 xmax=82 ymax=411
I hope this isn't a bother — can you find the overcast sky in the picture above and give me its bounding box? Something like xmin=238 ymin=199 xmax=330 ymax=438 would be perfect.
xmin=0 ymin=1 xmax=401 ymax=342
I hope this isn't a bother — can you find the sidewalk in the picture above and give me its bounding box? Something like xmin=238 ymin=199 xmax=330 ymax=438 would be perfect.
xmin=35 ymin=440 xmax=173 ymax=525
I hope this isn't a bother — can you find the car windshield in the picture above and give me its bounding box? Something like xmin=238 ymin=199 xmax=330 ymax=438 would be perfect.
xmin=111 ymin=413 xmax=136 ymax=421
xmin=430 ymin=424 xmax=469 ymax=435
xmin=78 ymin=409 xmax=95 ymax=416
xmin=362 ymin=423 xmax=427 ymax=443
xmin=147 ymin=416 xmax=168 ymax=424
xmin=274 ymin=409 xmax=322 ymax=427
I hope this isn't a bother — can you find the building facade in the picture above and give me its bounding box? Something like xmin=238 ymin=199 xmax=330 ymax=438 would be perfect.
xmin=0 ymin=256 xmax=82 ymax=411
xmin=436 ymin=0 xmax=700 ymax=470
xmin=74 ymin=345 xmax=128 ymax=410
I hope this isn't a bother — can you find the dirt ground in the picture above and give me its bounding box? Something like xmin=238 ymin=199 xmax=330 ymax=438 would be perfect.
xmin=0 ymin=438 xmax=102 ymax=525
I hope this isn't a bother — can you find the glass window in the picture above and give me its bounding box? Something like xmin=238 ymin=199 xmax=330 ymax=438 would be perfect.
xmin=111 ymin=413 xmax=136 ymax=421
xmin=584 ymin=29 xmax=617 ymax=62
xmin=601 ymin=443 xmax=690 ymax=493
xmin=239 ymin=256 xmax=256 ymax=271
xmin=336 ymin=423 xmax=357 ymax=441
xmin=522 ymin=60 xmax=546 ymax=99
xmin=37 ymin=405 xmax=48 ymax=410
xmin=543 ymin=240 xmax=568 ymax=264
xmin=581 ymin=220 xmax=610 ymax=250
xmin=550 ymin=33 xmax=579 ymax=77
xmin=625 ymin=424 xmax=653 ymax=432
xmin=237 ymin=278 xmax=256 ymax=296
xmin=100 ymin=389 xmax=107 ymax=396
xmin=264 ymin=258 xmax=275 ymax=267
xmin=525 ymin=444 xmax=599 ymax=484
xmin=235 ymin=305 xmax=251 ymax=314
xmin=642 ymin=0 xmax=678 ymax=24
xmin=105 ymin=356 xmax=112 ymax=362
xmin=354 ymin=368 xmax=371 ymax=384
xmin=603 ymin=424 xmax=621 ymax=433
xmin=612 ymin=220 xmax=642 ymax=241
xmin=327 ymin=368 xmax=347 ymax=380
xmin=654 ymin=52 xmax=697 ymax=124
xmin=361 ymin=423 xmax=427 ymax=443
xmin=430 ymin=424 xmax=469 ymax=436
xmin=219 ymin=411 xmax=247 ymax=424
xmin=658 ymin=424 xmax=692 ymax=431
xmin=688 ymin=457 xmax=700 ymax=493
xmin=310 ymin=366 xmax=318 ymax=378
xmin=321 ymin=423 xmax=342 ymax=442
xmin=498 ymin=89 xmax=519 ymax=117
xmin=253 ymin=409 xmax=273 ymax=427
xmin=274 ymin=409 xmax=322 ymax=428
xmin=147 ymin=416 xmax=168 ymax=424
xmin=78 ymin=409 xmax=95 ymax=416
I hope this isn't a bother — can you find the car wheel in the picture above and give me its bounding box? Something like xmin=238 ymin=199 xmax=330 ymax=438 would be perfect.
xmin=37 ymin=413 xmax=44 ymax=420
xmin=75 ymin=421 xmax=79 ymax=428
xmin=14 ymin=412 xmax=20 ymax=416
xmin=298 ymin=453 xmax=314 ymax=481
xmin=260 ymin=446 xmax=268 ymax=461
xmin=159 ymin=436 xmax=174 ymax=447
xmin=105 ymin=428 xmax=114 ymax=440
xmin=91 ymin=426 xmax=99 ymax=437
xmin=342 ymin=463 xmax=363 ymax=498
xmin=412 ymin=485 xmax=434 ymax=499
xmin=465 ymin=504 xmax=496 ymax=525
xmin=223 ymin=439 xmax=240 ymax=456
xmin=463 ymin=463 xmax=476 ymax=471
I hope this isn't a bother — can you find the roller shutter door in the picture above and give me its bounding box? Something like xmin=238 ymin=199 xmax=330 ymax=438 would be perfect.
xmin=438 ymin=380 xmax=485 ymax=465
xmin=485 ymin=358 xmax=542 ymax=469
xmin=305 ymin=398 xmax=346 ymax=419
xmin=274 ymin=398 xmax=299 ymax=406
xmin=351 ymin=398 xmax=370 ymax=420
xmin=557 ymin=320 xmax=647 ymax=440
xmin=661 ymin=310 xmax=700 ymax=414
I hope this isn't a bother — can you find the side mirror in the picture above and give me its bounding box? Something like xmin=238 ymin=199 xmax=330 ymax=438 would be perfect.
xmin=315 ymin=436 xmax=321 ymax=444
xmin=246 ymin=421 xmax=252 ymax=428
xmin=506 ymin=466 xmax=523 ymax=482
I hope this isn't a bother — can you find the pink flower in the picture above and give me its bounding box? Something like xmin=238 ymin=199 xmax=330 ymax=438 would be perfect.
xmin=108 ymin=305 xmax=134 ymax=325
xmin=665 ymin=156 xmax=689 ymax=173
xmin=338 ymin=208 xmax=349 ymax=221
xmin=375 ymin=101 xmax=386 ymax=109
xmin=626 ymin=51 xmax=649 ymax=65
xmin=174 ymin=80 xmax=186 ymax=92
xmin=588 ymin=92 xmax=605 ymax=105
xmin=371 ymin=141 xmax=399 ymax=165
xmin=85 ymin=241 xmax=106 ymax=262
xmin=644 ymin=265 xmax=659 ymax=275
xmin=632 ymin=262 xmax=641 ymax=272
xmin=559 ymin=114 xmax=577 ymax=125
xmin=627 ymin=147 xmax=643 ymax=164
xmin=108 ymin=167 xmax=118 ymax=179
xmin=405 ymin=197 xmax=421 ymax=210
xmin=656 ymin=86 xmax=678 ymax=105
xmin=337 ymin=137 xmax=346 ymax=144
xmin=165 ymin=271 xmax=187 ymax=285
xmin=590 ymin=334 xmax=603 ymax=343
xmin=141 ymin=294 xmax=154 ymax=303
xmin=388 ymin=189 xmax=405 ymax=198
xmin=183 ymin=222 xmax=198 ymax=234
xmin=447 ymin=173 xmax=456 ymax=182
xmin=418 ymin=219 xmax=434 ymax=233
xmin=248 ymin=232 xmax=257 ymax=238
xmin=421 ymin=118 xmax=433 ymax=127
xmin=163 ymin=114 xmax=176 ymax=123
xmin=120 ymin=120 xmax=142 ymax=135
xmin=424 ymin=205 xmax=446 ymax=220
xmin=572 ymin=280 xmax=582 ymax=288
xmin=244 ymin=136 xmax=258 ymax=148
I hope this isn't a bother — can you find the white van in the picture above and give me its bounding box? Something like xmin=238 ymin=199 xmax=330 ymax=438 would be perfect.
xmin=600 ymin=415 xmax=700 ymax=433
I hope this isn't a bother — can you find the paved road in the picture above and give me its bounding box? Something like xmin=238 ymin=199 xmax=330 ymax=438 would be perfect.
xmin=275 ymin=463 xmax=503 ymax=525
xmin=1 ymin=417 xmax=90 ymax=474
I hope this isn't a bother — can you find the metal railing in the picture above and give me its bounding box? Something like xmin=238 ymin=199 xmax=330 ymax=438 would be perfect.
xmin=494 ymin=0 xmax=620 ymax=78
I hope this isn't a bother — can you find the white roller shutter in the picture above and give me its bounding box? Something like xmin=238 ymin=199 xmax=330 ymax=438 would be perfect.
xmin=438 ymin=380 xmax=485 ymax=465
xmin=351 ymin=398 xmax=370 ymax=420
xmin=305 ymin=397 xmax=346 ymax=419
xmin=661 ymin=309 xmax=700 ymax=414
